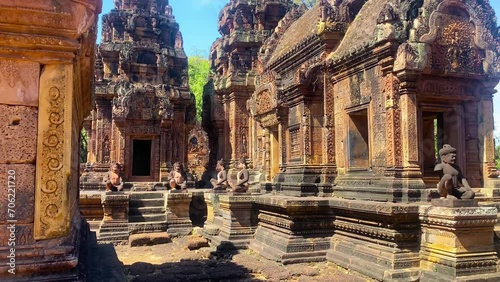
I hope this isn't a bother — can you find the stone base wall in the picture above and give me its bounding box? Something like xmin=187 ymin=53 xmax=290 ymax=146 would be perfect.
xmin=0 ymin=215 xmax=90 ymax=281
xmin=327 ymin=199 xmax=421 ymax=280
xmin=249 ymin=195 xmax=334 ymax=264
xmin=334 ymin=173 xmax=431 ymax=202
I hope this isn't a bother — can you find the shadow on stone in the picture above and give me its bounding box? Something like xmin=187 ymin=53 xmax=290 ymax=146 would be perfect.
xmin=87 ymin=237 xmax=128 ymax=282
xmin=125 ymin=257 xmax=256 ymax=282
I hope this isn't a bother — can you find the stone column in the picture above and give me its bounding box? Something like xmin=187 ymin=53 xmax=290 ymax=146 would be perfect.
xmin=478 ymin=93 xmax=500 ymax=192
xmin=420 ymin=200 xmax=499 ymax=281
xmin=165 ymin=192 xmax=193 ymax=236
xmin=159 ymin=129 xmax=169 ymax=182
xmin=0 ymin=1 xmax=101 ymax=280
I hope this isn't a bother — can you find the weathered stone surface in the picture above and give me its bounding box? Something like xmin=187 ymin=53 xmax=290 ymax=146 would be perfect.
xmin=187 ymin=235 xmax=209 ymax=250
xmin=166 ymin=192 xmax=193 ymax=236
xmin=0 ymin=105 xmax=38 ymax=164
xmin=420 ymin=204 xmax=499 ymax=280
xmin=431 ymin=198 xmax=478 ymax=207
xmin=0 ymin=0 xmax=101 ymax=280
xmin=0 ymin=164 xmax=35 ymax=224
xmin=101 ymin=192 xmax=129 ymax=221
xmin=0 ymin=59 xmax=40 ymax=107
xmin=129 ymin=232 xmax=171 ymax=247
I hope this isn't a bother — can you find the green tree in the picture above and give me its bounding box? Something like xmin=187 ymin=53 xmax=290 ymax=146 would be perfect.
xmin=293 ymin=0 xmax=318 ymax=8
xmin=80 ymin=128 xmax=88 ymax=163
xmin=495 ymin=136 xmax=500 ymax=168
xmin=188 ymin=55 xmax=211 ymax=122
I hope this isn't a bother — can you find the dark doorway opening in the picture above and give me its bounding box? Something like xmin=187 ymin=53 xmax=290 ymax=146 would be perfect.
xmin=132 ymin=139 xmax=152 ymax=177
xmin=421 ymin=111 xmax=444 ymax=176
xmin=348 ymin=109 xmax=369 ymax=169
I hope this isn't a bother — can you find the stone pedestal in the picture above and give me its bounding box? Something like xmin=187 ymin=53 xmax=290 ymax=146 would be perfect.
xmin=250 ymin=195 xmax=334 ymax=264
xmin=248 ymin=170 xmax=263 ymax=194
xmin=79 ymin=163 xmax=110 ymax=190
xmin=203 ymin=191 xmax=225 ymax=239
xmin=327 ymin=199 xmax=421 ymax=280
xmin=166 ymin=192 xmax=193 ymax=237
xmin=420 ymin=201 xmax=500 ymax=281
xmin=211 ymin=194 xmax=256 ymax=251
xmin=99 ymin=192 xmax=129 ymax=243
xmin=79 ymin=191 xmax=105 ymax=231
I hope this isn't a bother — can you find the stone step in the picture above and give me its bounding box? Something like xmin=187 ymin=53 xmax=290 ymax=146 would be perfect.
xmin=129 ymin=192 xmax=165 ymax=200
xmin=129 ymin=221 xmax=168 ymax=234
xmin=99 ymin=227 xmax=129 ymax=234
xmin=129 ymin=214 xmax=166 ymax=222
xmin=129 ymin=198 xmax=165 ymax=207
xmin=129 ymin=206 xmax=166 ymax=215
xmin=98 ymin=230 xmax=129 ymax=237
xmin=98 ymin=233 xmax=130 ymax=241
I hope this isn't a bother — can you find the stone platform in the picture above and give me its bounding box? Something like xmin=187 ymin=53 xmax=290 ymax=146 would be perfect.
xmin=249 ymin=195 xmax=334 ymax=264
xmin=327 ymin=199 xmax=421 ymax=280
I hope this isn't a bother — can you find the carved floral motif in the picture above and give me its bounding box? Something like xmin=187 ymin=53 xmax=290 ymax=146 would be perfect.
xmin=35 ymin=65 xmax=71 ymax=239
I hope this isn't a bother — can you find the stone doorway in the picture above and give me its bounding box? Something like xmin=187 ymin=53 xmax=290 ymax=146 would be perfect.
xmin=418 ymin=106 xmax=466 ymax=187
xmin=420 ymin=111 xmax=443 ymax=178
xmin=131 ymin=139 xmax=153 ymax=180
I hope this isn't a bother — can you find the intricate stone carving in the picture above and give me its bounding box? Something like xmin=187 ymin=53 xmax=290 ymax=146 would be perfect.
xmin=35 ymin=65 xmax=72 ymax=239
xmin=255 ymin=89 xmax=276 ymax=115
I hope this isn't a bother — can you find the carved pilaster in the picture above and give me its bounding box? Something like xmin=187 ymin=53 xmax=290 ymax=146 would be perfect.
xmin=478 ymin=93 xmax=499 ymax=190
xmin=397 ymin=71 xmax=421 ymax=178
xmin=302 ymin=105 xmax=312 ymax=165
xmin=323 ymin=76 xmax=335 ymax=165
xmin=383 ymin=74 xmax=402 ymax=175
xmin=35 ymin=64 xmax=73 ymax=239
xmin=264 ymin=128 xmax=271 ymax=182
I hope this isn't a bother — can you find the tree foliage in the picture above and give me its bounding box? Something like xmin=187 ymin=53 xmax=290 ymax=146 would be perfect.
xmin=495 ymin=136 xmax=500 ymax=168
xmin=188 ymin=55 xmax=211 ymax=122
xmin=293 ymin=0 xmax=318 ymax=8
xmin=80 ymin=128 xmax=88 ymax=163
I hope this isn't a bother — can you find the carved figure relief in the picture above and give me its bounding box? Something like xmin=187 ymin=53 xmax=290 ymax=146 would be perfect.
xmin=255 ymin=89 xmax=276 ymax=115
xmin=102 ymin=135 xmax=110 ymax=163
xmin=434 ymin=17 xmax=483 ymax=74
xmin=187 ymin=125 xmax=210 ymax=177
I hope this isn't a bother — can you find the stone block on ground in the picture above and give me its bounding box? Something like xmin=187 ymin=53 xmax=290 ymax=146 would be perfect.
xmin=187 ymin=235 xmax=209 ymax=250
xmin=129 ymin=232 xmax=171 ymax=247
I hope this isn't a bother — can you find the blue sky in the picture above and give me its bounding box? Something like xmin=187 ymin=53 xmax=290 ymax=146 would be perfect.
xmin=98 ymin=0 xmax=500 ymax=133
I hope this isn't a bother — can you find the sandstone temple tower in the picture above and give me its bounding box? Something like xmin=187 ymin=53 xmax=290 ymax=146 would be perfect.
xmin=84 ymin=0 xmax=195 ymax=185
xmin=202 ymin=1 xmax=500 ymax=280
xmin=203 ymin=0 xmax=297 ymax=176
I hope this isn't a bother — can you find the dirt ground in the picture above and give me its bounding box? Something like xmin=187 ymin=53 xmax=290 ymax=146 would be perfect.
xmin=111 ymin=228 xmax=375 ymax=282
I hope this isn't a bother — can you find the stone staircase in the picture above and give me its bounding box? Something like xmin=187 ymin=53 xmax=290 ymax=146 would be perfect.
xmin=98 ymin=221 xmax=129 ymax=244
xmin=129 ymin=192 xmax=168 ymax=234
